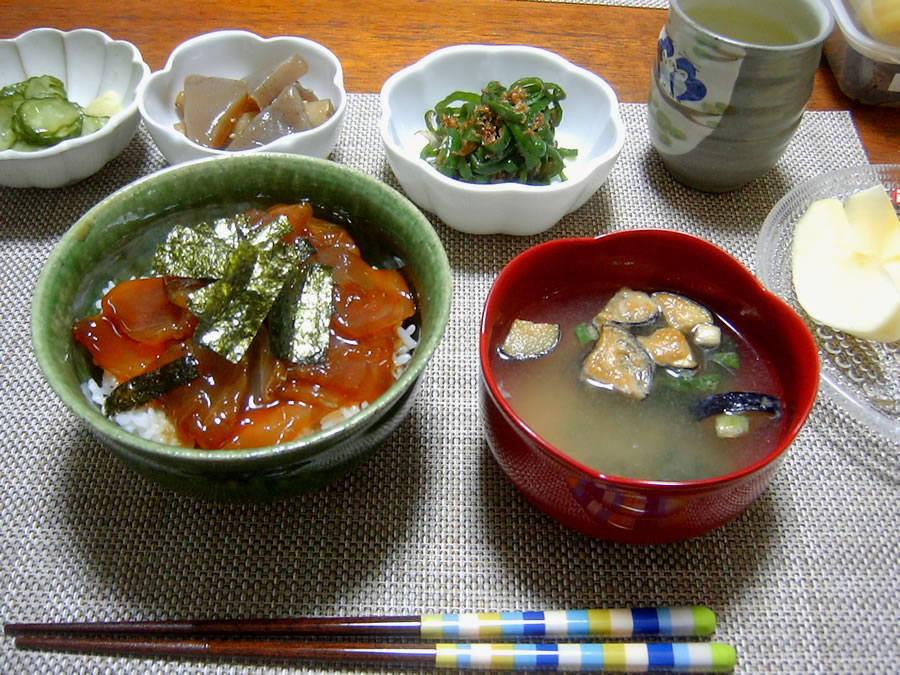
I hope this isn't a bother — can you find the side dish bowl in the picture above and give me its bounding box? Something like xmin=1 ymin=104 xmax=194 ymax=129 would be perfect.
xmin=138 ymin=30 xmax=347 ymax=165
xmin=0 ymin=27 xmax=149 ymax=188
xmin=32 ymin=153 xmax=451 ymax=501
xmin=379 ymin=44 xmax=625 ymax=235
xmin=479 ymin=230 xmax=819 ymax=544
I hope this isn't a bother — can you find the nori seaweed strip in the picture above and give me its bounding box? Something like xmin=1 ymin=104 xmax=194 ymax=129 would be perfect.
xmin=189 ymin=242 xmax=268 ymax=364
xmin=188 ymin=241 xmax=258 ymax=320
xmin=292 ymin=238 xmax=317 ymax=263
xmin=195 ymin=290 xmax=273 ymax=364
xmin=269 ymin=263 xmax=334 ymax=365
xmin=188 ymin=238 xmax=301 ymax=364
xmin=246 ymin=244 xmax=297 ymax=298
xmin=200 ymin=214 xmax=248 ymax=245
xmin=151 ymin=213 xmax=281 ymax=280
xmin=152 ymin=212 xmax=327 ymax=365
xmin=104 ymin=355 xmax=200 ymax=416
xmin=246 ymin=214 xmax=292 ymax=252
xmin=151 ymin=224 xmax=234 ymax=280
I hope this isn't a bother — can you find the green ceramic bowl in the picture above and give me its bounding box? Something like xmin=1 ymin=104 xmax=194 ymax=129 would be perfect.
xmin=32 ymin=153 xmax=452 ymax=501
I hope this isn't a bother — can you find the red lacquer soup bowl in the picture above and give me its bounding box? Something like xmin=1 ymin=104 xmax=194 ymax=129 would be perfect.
xmin=479 ymin=230 xmax=819 ymax=544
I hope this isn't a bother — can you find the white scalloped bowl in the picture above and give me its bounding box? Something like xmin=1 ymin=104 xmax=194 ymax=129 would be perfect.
xmin=0 ymin=28 xmax=149 ymax=188
xmin=138 ymin=30 xmax=347 ymax=165
xmin=379 ymin=44 xmax=625 ymax=235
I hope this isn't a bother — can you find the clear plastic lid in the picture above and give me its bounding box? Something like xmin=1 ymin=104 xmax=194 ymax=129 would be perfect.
xmin=828 ymin=0 xmax=900 ymax=62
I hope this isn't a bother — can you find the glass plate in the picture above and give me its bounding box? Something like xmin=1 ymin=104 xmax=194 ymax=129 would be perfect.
xmin=756 ymin=164 xmax=900 ymax=442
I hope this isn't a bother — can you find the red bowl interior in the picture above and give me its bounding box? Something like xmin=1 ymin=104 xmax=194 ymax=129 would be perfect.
xmin=479 ymin=230 xmax=819 ymax=542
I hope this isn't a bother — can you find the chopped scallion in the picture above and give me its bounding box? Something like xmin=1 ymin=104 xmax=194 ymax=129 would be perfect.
xmin=712 ymin=351 xmax=740 ymax=370
xmin=574 ymin=321 xmax=599 ymax=345
xmin=659 ymin=368 xmax=720 ymax=394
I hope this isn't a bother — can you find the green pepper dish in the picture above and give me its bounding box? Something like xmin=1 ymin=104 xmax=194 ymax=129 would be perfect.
xmin=419 ymin=77 xmax=577 ymax=185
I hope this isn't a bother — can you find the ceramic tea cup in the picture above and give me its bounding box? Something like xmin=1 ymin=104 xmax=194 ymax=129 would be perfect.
xmin=647 ymin=0 xmax=833 ymax=192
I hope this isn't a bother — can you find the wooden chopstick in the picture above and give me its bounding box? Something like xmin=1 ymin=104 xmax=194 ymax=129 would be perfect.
xmin=4 ymin=606 xmax=717 ymax=639
xmin=5 ymin=609 xmax=733 ymax=671
xmin=11 ymin=635 xmax=738 ymax=672
xmin=12 ymin=636 xmax=434 ymax=665
xmin=5 ymin=614 xmax=421 ymax=638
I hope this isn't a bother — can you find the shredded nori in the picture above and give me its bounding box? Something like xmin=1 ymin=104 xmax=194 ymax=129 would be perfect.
xmin=188 ymin=241 xmax=290 ymax=364
xmin=151 ymin=224 xmax=234 ymax=280
xmin=104 ymin=354 xmax=200 ymax=417
xmin=148 ymin=210 xmax=338 ymax=368
xmin=270 ymin=263 xmax=334 ymax=365
xmin=292 ymin=238 xmax=317 ymax=263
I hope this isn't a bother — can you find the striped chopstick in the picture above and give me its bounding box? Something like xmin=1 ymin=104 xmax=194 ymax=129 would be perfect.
xmin=10 ymin=636 xmax=738 ymax=672
xmin=4 ymin=606 xmax=716 ymax=640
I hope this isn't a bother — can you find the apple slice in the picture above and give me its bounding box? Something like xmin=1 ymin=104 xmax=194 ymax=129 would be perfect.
xmin=844 ymin=184 xmax=900 ymax=259
xmin=791 ymin=196 xmax=900 ymax=342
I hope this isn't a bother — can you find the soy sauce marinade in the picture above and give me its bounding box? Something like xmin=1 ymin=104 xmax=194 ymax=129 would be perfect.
xmin=73 ymin=202 xmax=418 ymax=450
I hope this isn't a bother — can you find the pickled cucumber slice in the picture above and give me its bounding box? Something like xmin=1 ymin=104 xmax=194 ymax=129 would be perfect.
xmin=13 ymin=96 xmax=83 ymax=146
xmin=80 ymin=114 xmax=109 ymax=136
xmin=0 ymin=96 xmax=19 ymax=150
xmin=20 ymin=75 xmax=67 ymax=99
xmin=0 ymin=75 xmax=118 ymax=151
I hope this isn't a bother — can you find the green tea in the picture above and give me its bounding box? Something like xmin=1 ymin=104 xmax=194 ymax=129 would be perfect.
xmin=686 ymin=5 xmax=806 ymax=45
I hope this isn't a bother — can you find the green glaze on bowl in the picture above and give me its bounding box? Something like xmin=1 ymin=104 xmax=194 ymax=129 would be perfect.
xmin=32 ymin=153 xmax=452 ymax=501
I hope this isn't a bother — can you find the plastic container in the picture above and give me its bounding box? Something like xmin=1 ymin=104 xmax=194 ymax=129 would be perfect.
xmin=824 ymin=0 xmax=900 ymax=106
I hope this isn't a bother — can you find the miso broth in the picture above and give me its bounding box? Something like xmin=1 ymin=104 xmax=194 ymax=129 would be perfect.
xmin=492 ymin=290 xmax=785 ymax=482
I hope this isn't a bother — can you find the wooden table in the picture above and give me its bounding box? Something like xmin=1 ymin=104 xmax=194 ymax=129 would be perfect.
xmin=5 ymin=0 xmax=897 ymax=163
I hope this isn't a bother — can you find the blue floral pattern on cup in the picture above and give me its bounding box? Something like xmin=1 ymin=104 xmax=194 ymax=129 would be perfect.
xmin=649 ymin=23 xmax=743 ymax=156
xmin=657 ymin=35 xmax=707 ymax=102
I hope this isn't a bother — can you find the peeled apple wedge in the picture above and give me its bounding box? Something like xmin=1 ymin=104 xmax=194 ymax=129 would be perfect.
xmin=791 ymin=186 xmax=900 ymax=343
xmin=844 ymin=185 xmax=900 ymax=259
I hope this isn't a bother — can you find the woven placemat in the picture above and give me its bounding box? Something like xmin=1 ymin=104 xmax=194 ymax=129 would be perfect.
xmin=1 ymin=95 xmax=898 ymax=674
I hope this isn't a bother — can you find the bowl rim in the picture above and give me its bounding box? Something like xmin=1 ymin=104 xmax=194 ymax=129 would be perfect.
xmin=379 ymin=42 xmax=625 ymax=196
xmin=0 ymin=27 xmax=149 ymax=160
xmin=31 ymin=152 xmax=452 ymax=468
xmin=480 ymin=229 xmax=820 ymax=491
xmin=136 ymin=29 xmax=347 ymax=157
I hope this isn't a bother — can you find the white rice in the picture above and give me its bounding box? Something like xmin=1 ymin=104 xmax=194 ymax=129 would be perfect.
xmin=392 ymin=322 xmax=418 ymax=378
xmin=320 ymin=402 xmax=366 ymax=430
xmin=83 ymin=371 xmax=182 ymax=445
xmin=83 ymin=322 xmax=420 ymax=446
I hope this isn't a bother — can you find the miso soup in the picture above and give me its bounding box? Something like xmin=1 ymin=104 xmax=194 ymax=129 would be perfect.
xmin=492 ymin=288 xmax=785 ymax=482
